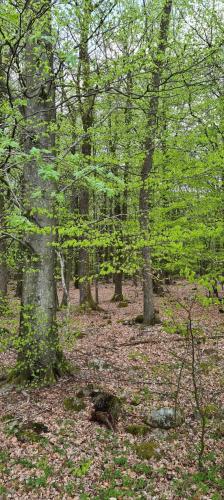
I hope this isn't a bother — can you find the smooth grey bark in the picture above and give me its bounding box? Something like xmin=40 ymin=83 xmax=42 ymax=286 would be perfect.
xmin=17 ymin=1 xmax=65 ymax=382
xmin=77 ymin=0 xmax=96 ymax=308
xmin=111 ymin=67 xmax=132 ymax=302
xmin=139 ymin=0 xmax=172 ymax=325
xmin=107 ymin=108 xmax=124 ymax=302
xmin=112 ymin=191 xmax=124 ymax=302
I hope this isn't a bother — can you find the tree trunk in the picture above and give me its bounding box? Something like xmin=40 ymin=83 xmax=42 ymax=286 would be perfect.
xmin=112 ymin=272 xmax=123 ymax=302
xmin=77 ymin=0 xmax=96 ymax=309
xmin=17 ymin=0 xmax=66 ymax=383
xmin=0 ymin=192 xmax=8 ymax=311
xmin=78 ymin=185 xmax=95 ymax=307
xmin=139 ymin=0 xmax=172 ymax=325
xmin=15 ymin=269 xmax=23 ymax=298
xmin=0 ymin=47 xmax=8 ymax=311
xmin=60 ymin=250 xmax=73 ymax=307
xmin=73 ymin=252 xmax=79 ymax=289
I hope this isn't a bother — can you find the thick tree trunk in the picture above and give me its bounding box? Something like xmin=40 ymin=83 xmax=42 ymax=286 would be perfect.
xmin=139 ymin=0 xmax=172 ymax=325
xmin=112 ymin=272 xmax=123 ymax=302
xmin=16 ymin=1 xmax=66 ymax=383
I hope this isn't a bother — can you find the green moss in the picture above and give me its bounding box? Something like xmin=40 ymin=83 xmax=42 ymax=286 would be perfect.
xmin=63 ymin=397 xmax=86 ymax=412
xmin=132 ymin=462 xmax=152 ymax=475
xmin=8 ymin=354 xmax=72 ymax=387
xmin=130 ymin=395 xmax=142 ymax=406
xmin=200 ymin=361 xmax=215 ymax=375
xmin=203 ymin=403 xmax=220 ymax=418
xmin=117 ymin=300 xmax=129 ymax=308
xmin=111 ymin=293 xmax=124 ymax=303
xmin=17 ymin=429 xmax=44 ymax=443
xmin=1 ymin=413 xmax=15 ymax=422
xmin=128 ymin=351 xmax=149 ymax=362
xmin=214 ymin=422 xmax=224 ymax=438
xmin=126 ymin=424 xmax=149 ymax=436
xmin=134 ymin=440 xmax=160 ymax=460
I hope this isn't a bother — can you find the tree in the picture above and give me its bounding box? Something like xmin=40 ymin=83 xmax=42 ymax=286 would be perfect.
xmin=76 ymin=0 xmax=97 ymax=308
xmin=0 ymin=45 xmax=8 ymax=311
xmin=139 ymin=0 xmax=172 ymax=324
xmin=17 ymin=0 xmax=66 ymax=383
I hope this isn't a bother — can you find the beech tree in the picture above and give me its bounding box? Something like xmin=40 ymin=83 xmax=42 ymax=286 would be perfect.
xmin=17 ymin=0 xmax=66 ymax=382
xmin=139 ymin=0 xmax=172 ymax=324
xmin=0 ymin=46 xmax=8 ymax=311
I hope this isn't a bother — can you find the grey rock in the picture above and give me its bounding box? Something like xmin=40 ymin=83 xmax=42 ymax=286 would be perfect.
xmin=89 ymin=358 xmax=110 ymax=371
xmin=145 ymin=407 xmax=183 ymax=429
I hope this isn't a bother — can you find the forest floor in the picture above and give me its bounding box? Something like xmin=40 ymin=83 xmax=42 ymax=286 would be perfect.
xmin=0 ymin=281 xmax=224 ymax=499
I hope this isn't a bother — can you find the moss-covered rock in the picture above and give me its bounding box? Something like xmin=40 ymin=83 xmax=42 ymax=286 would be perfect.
xmin=126 ymin=424 xmax=149 ymax=436
xmin=134 ymin=440 xmax=160 ymax=460
xmin=63 ymin=397 xmax=86 ymax=412
xmin=145 ymin=407 xmax=183 ymax=429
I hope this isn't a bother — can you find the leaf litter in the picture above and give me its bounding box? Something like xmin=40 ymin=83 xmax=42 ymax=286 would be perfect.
xmin=0 ymin=280 xmax=224 ymax=499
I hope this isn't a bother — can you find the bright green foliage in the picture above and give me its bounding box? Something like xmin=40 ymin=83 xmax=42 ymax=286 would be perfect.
xmin=0 ymin=0 xmax=223 ymax=378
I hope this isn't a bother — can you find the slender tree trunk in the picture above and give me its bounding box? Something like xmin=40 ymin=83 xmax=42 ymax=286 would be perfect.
xmin=60 ymin=250 xmax=73 ymax=307
xmin=17 ymin=0 xmax=66 ymax=383
xmin=107 ymin=107 xmax=124 ymax=302
xmin=79 ymin=182 xmax=95 ymax=307
xmin=0 ymin=192 xmax=8 ymax=310
xmin=73 ymin=252 xmax=79 ymax=289
xmin=15 ymin=268 xmax=23 ymax=298
xmin=139 ymin=0 xmax=172 ymax=325
xmin=77 ymin=0 xmax=96 ymax=308
xmin=111 ymin=190 xmax=124 ymax=302
xmin=111 ymin=68 xmax=132 ymax=302
xmin=0 ymin=46 xmax=8 ymax=310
